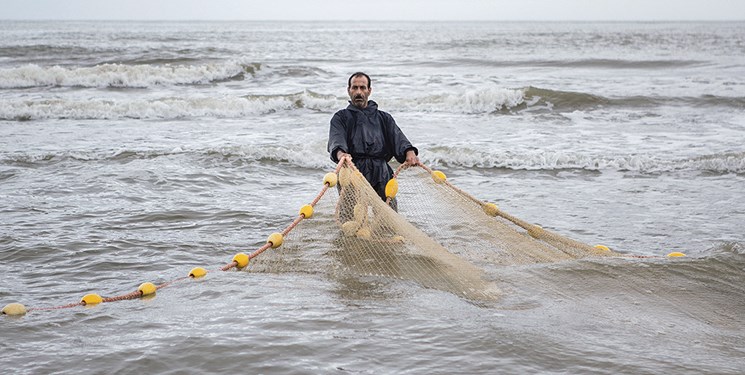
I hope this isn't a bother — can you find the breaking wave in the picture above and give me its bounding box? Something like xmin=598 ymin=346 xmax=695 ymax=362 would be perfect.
xmin=4 ymin=87 xmax=744 ymax=121
xmin=0 ymin=59 xmax=262 ymax=88
xmin=0 ymin=87 xmax=591 ymax=120
xmin=3 ymin=143 xmax=744 ymax=175
xmin=401 ymin=86 xmax=745 ymax=113
xmin=0 ymin=91 xmax=339 ymax=120
xmin=439 ymin=57 xmax=704 ymax=69
xmin=0 ymin=143 xmax=333 ymax=170
xmin=425 ymin=147 xmax=745 ymax=174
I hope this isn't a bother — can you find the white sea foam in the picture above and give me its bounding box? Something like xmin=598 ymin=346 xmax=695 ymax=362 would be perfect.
xmin=423 ymin=147 xmax=745 ymax=174
xmin=4 ymin=143 xmax=742 ymax=174
xmin=384 ymin=87 xmax=527 ymax=114
xmin=0 ymin=58 xmax=259 ymax=88
xmin=0 ymin=88 xmax=528 ymax=120
xmin=0 ymin=92 xmax=339 ymax=120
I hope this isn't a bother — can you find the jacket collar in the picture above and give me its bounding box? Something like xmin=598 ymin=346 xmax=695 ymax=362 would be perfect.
xmin=346 ymin=100 xmax=378 ymax=114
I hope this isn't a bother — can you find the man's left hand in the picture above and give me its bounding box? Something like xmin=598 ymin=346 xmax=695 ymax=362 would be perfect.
xmin=405 ymin=150 xmax=419 ymax=166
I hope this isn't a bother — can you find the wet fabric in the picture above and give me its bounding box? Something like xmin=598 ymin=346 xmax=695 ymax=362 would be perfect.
xmin=328 ymin=100 xmax=417 ymax=200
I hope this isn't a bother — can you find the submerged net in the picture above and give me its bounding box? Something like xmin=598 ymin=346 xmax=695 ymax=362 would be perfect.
xmin=248 ymin=159 xmax=618 ymax=302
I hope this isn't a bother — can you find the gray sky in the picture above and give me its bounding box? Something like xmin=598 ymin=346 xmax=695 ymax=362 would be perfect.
xmin=1 ymin=0 xmax=744 ymax=21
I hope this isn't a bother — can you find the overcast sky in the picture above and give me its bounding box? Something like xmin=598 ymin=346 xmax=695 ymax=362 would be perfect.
xmin=1 ymin=0 xmax=744 ymax=21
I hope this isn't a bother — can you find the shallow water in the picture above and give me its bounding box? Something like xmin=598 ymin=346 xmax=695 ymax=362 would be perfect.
xmin=1 ymin=20 xmax=745 ymax=374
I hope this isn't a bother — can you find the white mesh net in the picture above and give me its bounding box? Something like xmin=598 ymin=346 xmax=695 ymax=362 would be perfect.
xmin=248 ymin=161 xmax=617 ymax=303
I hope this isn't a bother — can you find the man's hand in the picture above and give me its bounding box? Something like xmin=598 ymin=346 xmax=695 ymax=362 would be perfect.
xmin=336 ymin=150 xmax=351 ymax=161
xmin=405 ymin=150 xmax=419 ymax=166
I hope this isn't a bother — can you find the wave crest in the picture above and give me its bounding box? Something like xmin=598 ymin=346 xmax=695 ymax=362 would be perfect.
xmin=392 ymin=87 xmax=526 ymax=114
xmin=0 ymin=91 xmax=338 ymax=120
xmin=388 ymin=86 xmax=609 ymax=113
xmin=1 ymin=143 xmax=332 ymax=170
xmin=0 ymin=59 xmax=261 ymax=88
xmin=426 ymin=147 xmax=745 ymax=174
xmin=4 ymin=144 xmax=743 ymax=175
xmin=2 ymin=82 xmax=742 ymax=120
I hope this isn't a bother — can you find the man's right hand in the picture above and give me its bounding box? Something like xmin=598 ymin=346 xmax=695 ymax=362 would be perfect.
xmin=336 ymin=150 xmax=351 ymax=161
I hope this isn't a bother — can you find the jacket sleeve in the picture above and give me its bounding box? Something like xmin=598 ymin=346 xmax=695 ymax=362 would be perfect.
xmin=383 ymin=112 xmax=417 ymax=163
xmin=327 ymin=111 xmax=348 ymax=162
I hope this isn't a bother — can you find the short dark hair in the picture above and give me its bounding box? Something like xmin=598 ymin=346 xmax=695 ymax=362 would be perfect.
xmin=348 ymin=72 xmax=371 ymax=89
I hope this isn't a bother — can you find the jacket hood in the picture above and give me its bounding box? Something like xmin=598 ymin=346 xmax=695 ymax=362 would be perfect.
xmin=346 ymin=100 xmax=378 ymax=114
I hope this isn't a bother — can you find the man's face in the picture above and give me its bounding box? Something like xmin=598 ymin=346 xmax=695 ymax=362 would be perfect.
xmin=348 ymin=76 xmax=371 ymax=109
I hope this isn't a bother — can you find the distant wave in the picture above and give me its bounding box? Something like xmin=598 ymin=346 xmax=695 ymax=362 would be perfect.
xmin=0 ymin=59 xmax=261 ymax=88
xmin=404 ymin=86 xmax=608 ymax=113
xmin=425 ymin=147 xmax=745 ymax=174
xmin=3 ymin=143 xmax=744 ymax=175
xmin=0 ymin=87 xmax=533 ymax=120
xmin=0 ymin=143 xmax=333 ymax=170
xmin=2 ymin=85 xmax=743 ymax=121
xmin=441 ymin=58 xmax=703 ymax=69
xmin=389 ymin=87 xmax=527 ymax=114
xmin=393 ymin=84 xmax=744 ymax=113
xmin=385 ymin=86 xmax=737 ymax=114
xmin=0 ymin=45 xmax=101 ymax=59
xmin=0 ymin=91 xmax=339 ymax=120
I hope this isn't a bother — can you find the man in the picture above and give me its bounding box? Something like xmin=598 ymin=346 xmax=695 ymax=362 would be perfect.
xmin=328 ymin=72 xmax=419 ymax=202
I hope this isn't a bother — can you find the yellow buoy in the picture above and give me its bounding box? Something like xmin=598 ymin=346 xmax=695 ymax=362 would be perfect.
xmin=189 ymin=267 xmax=207 ymax=278
xmin=81 ymin=293 xmax=103 ymax=306
xmin=385 ymin=178 xmax=399 ymax=199
xmin=323 ymin=172 xmax=338 ymax=187
xmin=667 ymin=252 xmax=686 ymax=257
xmin=232 ymin=252 xmax=250 ymax=269
xmin=431 ymin=170 xmax=447 ymax=183
xmin=299 ymin=204 xmax=314 ymax=219
xmin=2 ymin=303 xmax=27 ymax=316
xmin=267 ymin=232 xmax=284 ymax=249
xmin=138 ymin=282 xmax=157 ymax=297
xmin=391 ymin=235 xmax=405 ymax=243
xmin=594 ymin=244 xmax=611 ymax=252
xmin=483 ymin=203 xmax=499 ymax=217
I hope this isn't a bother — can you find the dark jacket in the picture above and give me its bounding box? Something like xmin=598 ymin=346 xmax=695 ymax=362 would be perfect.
xmin=328 ymin=100 xmax=417 ymax=200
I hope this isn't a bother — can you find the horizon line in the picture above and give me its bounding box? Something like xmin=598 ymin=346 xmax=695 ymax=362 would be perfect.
xmin=2 ymin=18 xmax=744 ymax=22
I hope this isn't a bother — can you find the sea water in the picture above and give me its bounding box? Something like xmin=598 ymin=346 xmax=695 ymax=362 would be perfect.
xmin=1 ymin=21 xmax=744 ymax=374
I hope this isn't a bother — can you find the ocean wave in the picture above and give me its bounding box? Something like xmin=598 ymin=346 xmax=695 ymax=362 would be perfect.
xmin=0 ymin=91 xmax=339 ymax=120
xmin=518 ymin=87 xmax=745 ymax=111
xmin=392 ymin=86 xmax=744 ymax=113
xmin=4 ymin=144 xmax=744 ymax=175
xmin=0 ymin=45 xmax=102 ymax=59
xmin=440 ymin=57 xmax=703 ymax=69
xmin=391 ymin=87 xmax=527 ymax=114
xmin=0 ymin=88 xmax=524 ymax=120
xmin=394 ymin=86 xmax=743 ymax=113
xmin=0 ymin=144 xmax=332 ymax=170
xmin=0 ymin=59 xmax=261 ymax=88
xmin=425 ymin=147 xmax=745 ymax=174
xmin=2 ymin=85 xmax=742 ymax=121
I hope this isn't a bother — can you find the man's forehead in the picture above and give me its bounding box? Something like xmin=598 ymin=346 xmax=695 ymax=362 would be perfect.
xmin=350 ymin=76 xmax=368 ymax=86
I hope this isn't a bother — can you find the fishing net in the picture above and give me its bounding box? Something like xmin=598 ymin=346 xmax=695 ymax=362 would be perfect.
xmin=248 ymin=159 xmax=617 ymax=302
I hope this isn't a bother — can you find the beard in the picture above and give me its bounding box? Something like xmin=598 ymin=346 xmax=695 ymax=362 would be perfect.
xmin=352 ymin=95 xmax=367 ymax=107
